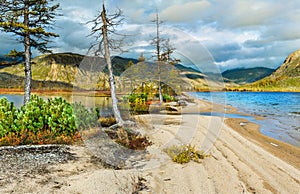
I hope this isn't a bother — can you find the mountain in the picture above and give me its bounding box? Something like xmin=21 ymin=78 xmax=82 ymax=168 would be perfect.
xmin=0 ymin=52 xmax=225 ymax=91
xmin=0 ymin=53 xmax=139 ymax=90
xmin=222 ymin=67 xmax=274 ymax=84
xmin=231 ymin=49 xmax=300 ymax=91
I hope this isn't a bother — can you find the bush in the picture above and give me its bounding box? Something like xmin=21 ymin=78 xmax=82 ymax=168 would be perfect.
xmin=125 ymin=93 xmax=149 ymax=114
xmin=99 ymin=116 xmax=116 ymax=127
xmin=0 ymin=95 xmax=96 ymax=145
xmin=72 ymin=102 xmax=99 ymax=130
xmin=162 ymin=94 xmax=176 ymax=102
xmin=0 ymin=98 xmax=18 ymax=137
xmin=105 ymin=128 xmax=152 ymax=150
xmin=15 ymin=95 xmax=47 ymax=134
xmin=154 ymin=93 xmax=177 ymax=102
xmin=164 ymin=144 xmax=207 ymax=164
xmin=45 ymin=97 xmax=77 ymax=136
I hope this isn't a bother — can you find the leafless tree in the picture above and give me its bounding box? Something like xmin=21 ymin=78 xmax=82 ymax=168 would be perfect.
xmin=88 ymin=3 xmax=125 ymax=126
xmin=151 ymin=10 xmax=180 ymax=103
xmin=151 ymin=11 xmax=164 ymax=103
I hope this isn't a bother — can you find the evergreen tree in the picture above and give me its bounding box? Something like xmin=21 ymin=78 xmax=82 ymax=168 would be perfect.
xmin=0 ymin=0 xmax=60 ymax=104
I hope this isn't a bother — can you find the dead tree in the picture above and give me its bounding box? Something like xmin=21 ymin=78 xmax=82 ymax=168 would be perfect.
xmin=151 ymin=11 xmax=180 ymax=104
xmin=88 ymin=3 xmax=125 ymax=126
xmin=151 ymin=11 xmax=164 ymax=104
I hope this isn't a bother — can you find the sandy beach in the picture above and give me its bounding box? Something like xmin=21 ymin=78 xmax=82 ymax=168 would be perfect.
xmin=0 ymin=98 xmax=299 ymax=193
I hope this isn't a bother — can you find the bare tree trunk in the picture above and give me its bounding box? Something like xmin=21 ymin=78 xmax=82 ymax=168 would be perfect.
xmin=154 ymin=12 xmax=163 ymax=104
xmin=101 ymin=4 xmax=124 ymax=125
xmin=23 ymin=1 xmax=31 ymax=104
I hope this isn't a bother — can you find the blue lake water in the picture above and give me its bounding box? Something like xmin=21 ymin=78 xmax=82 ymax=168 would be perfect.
xmin=190 ymin=92 xmax=300 ymax=147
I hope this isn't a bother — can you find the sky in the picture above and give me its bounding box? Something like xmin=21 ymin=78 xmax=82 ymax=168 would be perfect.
xmin=1 ymin=0 xmax=300 ymax=72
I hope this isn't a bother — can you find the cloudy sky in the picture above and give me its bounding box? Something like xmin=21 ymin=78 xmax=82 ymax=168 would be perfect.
xmin=1 ymin=0 xmax=300 ymax=72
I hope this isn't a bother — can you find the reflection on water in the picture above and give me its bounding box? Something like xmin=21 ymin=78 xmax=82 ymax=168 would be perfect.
xmin=66 ymin=95 xmax=111 ymax=108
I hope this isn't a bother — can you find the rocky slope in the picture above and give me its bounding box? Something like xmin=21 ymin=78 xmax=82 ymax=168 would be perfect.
xmin=0 ymin=53 xmax=129 ymax=90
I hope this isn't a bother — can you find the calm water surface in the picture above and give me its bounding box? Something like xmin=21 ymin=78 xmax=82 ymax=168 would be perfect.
xmin=190 ymin=92 xmax=300 ymax=147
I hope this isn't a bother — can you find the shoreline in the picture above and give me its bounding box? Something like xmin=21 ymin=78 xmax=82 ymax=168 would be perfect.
xmin=225 ymin=118 xmax=300 ymax=170
xmin=0 ymin=88 xmax=111 ymax=97
xmin=184 ymin=92 xmax=300 ymax=169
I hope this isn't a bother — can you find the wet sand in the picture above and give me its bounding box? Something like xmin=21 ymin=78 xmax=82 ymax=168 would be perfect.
xmin=226 ymin=118 xmax=300 ymax=170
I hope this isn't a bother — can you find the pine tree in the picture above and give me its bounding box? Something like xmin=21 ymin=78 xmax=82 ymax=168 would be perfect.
xmin=0 ymin=0 xmax=60 ymax=104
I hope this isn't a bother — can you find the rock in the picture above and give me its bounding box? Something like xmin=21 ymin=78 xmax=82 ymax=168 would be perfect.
xmin=166 ymin=106 xmax=179 ymax=112
xmin=239 ymin=122 xmax=247 ymax=126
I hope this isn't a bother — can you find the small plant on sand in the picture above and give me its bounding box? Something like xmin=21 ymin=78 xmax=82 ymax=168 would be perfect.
xmin=164 ymin=144 xmax=207 ymax=164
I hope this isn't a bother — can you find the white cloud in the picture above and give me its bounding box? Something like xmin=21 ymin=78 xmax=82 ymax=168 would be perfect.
xmin=160 ymin=1 xmax=210 ymax=22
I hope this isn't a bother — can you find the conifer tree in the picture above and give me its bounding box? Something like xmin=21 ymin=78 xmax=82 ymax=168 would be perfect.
xmin=0 ymin=0 xmax=60 ymax=104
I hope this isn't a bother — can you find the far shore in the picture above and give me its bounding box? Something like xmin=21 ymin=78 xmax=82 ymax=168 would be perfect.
xmin=0 ymin=88 xmax=111 ymax=97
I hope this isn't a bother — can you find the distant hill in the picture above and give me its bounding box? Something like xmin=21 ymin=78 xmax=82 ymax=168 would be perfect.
xmin=0 ymin=55 xmax=21 ymax=67
xmin=231 ymin=49 xmax=300 ymax=91
xmin=0 ymin=52 xmax=226 ymax=91
xmin=0 ymin=53 xmax=139 ymax=90
xmin=222 ymin=67 xmax=274 ymax=84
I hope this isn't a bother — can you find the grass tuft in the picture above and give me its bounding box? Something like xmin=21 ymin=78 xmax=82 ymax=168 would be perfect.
xmin=164 ymin=144 xmax=208 ymax=164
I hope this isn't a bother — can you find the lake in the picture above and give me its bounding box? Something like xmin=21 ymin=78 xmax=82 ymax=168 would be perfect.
xmin=190 ymin=92 xmax=300 ymax=147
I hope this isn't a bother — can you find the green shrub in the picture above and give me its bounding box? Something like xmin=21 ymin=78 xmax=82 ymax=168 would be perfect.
xmin=155 ymin=93 xmax=176 ymax=102
xmin=72 ymin=102 xmax=99 ymax=130
xmin=44 ymin=97 xmax=77 ymax=136
xmin=125 ymin=93 xmax=149 ymax=114
xmin=0 ymin=98 xmax=18 ymax=137
xmin=15 ymin=95 xmax=46 ymax=134
xmin=0 ymin=95 xmax=100 ymax=145
xmin=164 ymin=144 xmax=207 ymax=164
